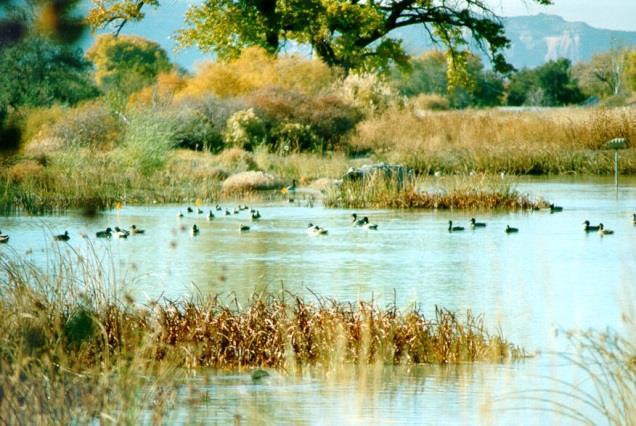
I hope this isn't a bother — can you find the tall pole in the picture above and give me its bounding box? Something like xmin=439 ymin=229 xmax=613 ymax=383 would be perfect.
xmin=615 ymin=149 xmax=619 ymax=190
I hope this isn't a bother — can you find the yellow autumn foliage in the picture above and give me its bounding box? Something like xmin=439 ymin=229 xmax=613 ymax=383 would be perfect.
xmin=177 ymin=47 xmax=339 ymax=99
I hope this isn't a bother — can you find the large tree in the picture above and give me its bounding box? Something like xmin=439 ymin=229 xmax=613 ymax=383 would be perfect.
xmin=89 ymin=0 xmax=551 ymax=73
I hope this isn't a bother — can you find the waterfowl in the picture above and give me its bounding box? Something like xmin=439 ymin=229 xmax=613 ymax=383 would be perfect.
xmin=239 ymin=205 xmax=249 ymax=211
xmin=216 ymin=205 xmax=223 ymax=211
xmin=131 ymin=225 xmax=145 ymax=234
xmin=95 ymin=227 xmax=112 ymax=238
xmin=54 ymin=231 xmax=70 ymax=241
xmin=307 ymin=224 xmax=328 ymax=236
xmin=470 ymin=218 xmax=486 ymax=228
xmin=448 ymin=221 xmax=464 ymax=232
xmin=251 ymin=210 xmax=261 ymax=221
xmin=113 ymin=229 xmax=128 ymax=239
xmin=598 ymin=223 xmax=614 ymax=235
xmin=549 ymin=203 xmax=563 ymax=213
xmin=191 ymin=224 xmax=200 ymax=236
xmin=285 ymin=179 xmax=297 ymax=193
xmin=177 ymin=212 xmax=184 ymax=218
xmin=505 ymin=225 xmax=519 ymax=233
xmin=351 ymin=213 xmax=366 ymax=227
xmin=0 ymin=230 xmax=9 ymax=243
xmin=197 ymin=208 xmax=204 ymax=214
xmin=239 ymin=224 xmax=250 ymax=232
xmin=362 ymin=217 xmax=378 ymax=230
xmin=233 ymin=208 xmax=239 ymax=214
xmin=632 ymin=213 xmax=636 ymax=224
xmin=225 ymin=209 xmax=231 ymax=216
xmin=207 ymin=211 xmax=215 ymax=220
xmin=187 ymin=207 xmax=194 ymax=213
xmin=583 ymin=220 xmax=600 ymax=232
xmin=114 ymin=226 xmax=130 ymax=237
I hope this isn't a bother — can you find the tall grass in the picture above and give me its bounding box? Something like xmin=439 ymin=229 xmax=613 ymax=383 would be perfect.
xmin=0 ymin=244 xmax=523 ymax=422
xmin=324 ymin=174 xmax=545 ymax=209
xmin=350 ymin=107 xmax=636 ymax=175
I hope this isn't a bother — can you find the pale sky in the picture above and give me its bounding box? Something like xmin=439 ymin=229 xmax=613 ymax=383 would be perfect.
xmin=487 ymin=0 xmax=636 ymax=31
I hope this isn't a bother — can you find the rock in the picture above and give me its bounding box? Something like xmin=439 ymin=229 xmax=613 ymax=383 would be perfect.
xmin=221 ymin=171 xmax=281 ymax=193
xmin=342 ymin=162 xmax=412 ymax=188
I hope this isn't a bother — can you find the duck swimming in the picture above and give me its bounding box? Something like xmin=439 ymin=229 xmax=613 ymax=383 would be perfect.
xmin=131 ymin=225 xmax=145 ymax=234
xmin=251 ymin=210 xmax=261 ymax=221
xmin=549 ymin=203 xmax=563 ymax=213
xmin=307 ymin=223 xmax=328 ymax=236
xmin=239 ymin=224 xmax=250 ymax=232
xmin=0 ymin=230 xmax=9 ymax=243
xmin=583 ymin=220 xmax=600 ymax=232
xmin=448 ymin=221 xmax=464 ymax=232
xmin=598 ymin=223 xmax=614 ymax=235
xmin=505 ymin=225 xmax=519 ymax=233
xmin=191 ymin=224 xmax=200 ymax=236
xmin=351 ymin=213 xmax=366 ymax=227
xmin=114 ymin=226 xmax=130 ymax=237
xmin=470 ymin=218 xmax=486 ymax=228
xmin=95 ymin=227 xmax=112 ymax=238
xmin=187 ymin=207 xmax=193 ymax=213
xmin=54 ymin=231 xmax=70 ymax=241
xmin=207 ymin=211 xmax=215 ymax=220
xmin=362 ymin=217 xmax=378 ymax=230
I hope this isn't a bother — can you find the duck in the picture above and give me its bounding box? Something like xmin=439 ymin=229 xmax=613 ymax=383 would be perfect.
xmin=0 ymin=230 xmax=9 ymax=244
xmin=131 ymin=225 xmax=145 ymax=235
xmin=207 ymin=211 xmax=215 ymax=220
xmin=54 ymin=231 xmax=70 ymax=241
xmin=285 ymin=179 xmax=297 ymax=193
xmin=549 ymin=203 xmax=563 ymax=213
xmin=251 ymin=210 xmax=261 ymax=221
xmin=187 ymin=206 xmax=194 ymax=213
xmin=197 ymin=208 xmax=204 ymax=214
xmin=239 ymin=224 xmax=250 ymax=232
xmin=351 ymin=213 xmax=366 ymax=227
xmin=239 ymin=205 xmax=249 ymax=211
xmin=470 ymin=218 xmax=486 ymax=228
xmin=632 ymin=213 xmax=636 ymax=225
xmin=95 ymin=227 xmax=112 ymax=238
xmin=307 ymin=223 xmax=328 ymax=236
xmin=191 ymin=224 xmax=200 ymax=236
xmin=114 ymin=226 xmax=130 ymax=237
xmin=362 ymin=217 xmax=378 ymax=230
xmin=598 ymin=223 xmax=614 ymax=235
xmin=583 ymin=220 xmax=600 ymax=232
xmin=448 ymin=221 xmax=464 ymax=232
xmin=113 ymin=229 xmax=128 ymax=239
xmin=225 ymin=209 xmax=231 ymax=216
xmin=177 ymin=212 xmax=184 ymax=218
xmin=233 ymin=208 xmax=240 ymax=215
xmin=215 ymin=205 xmax=223 ymax=211
xmin=505 ymin=225 xmax=519 ymax=233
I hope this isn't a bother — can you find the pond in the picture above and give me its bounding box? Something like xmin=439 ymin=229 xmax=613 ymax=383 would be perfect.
xmin=1 ymin=176 xmax=635 ymax=423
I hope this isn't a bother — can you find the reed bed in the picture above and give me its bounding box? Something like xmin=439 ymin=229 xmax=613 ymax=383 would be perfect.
xmin=323 ymin=174 xmax=545 ymax=210
xmin=0 ymin=245 xmax=522 ymax=423
xmin=351 ymin=107 xmax=636 ymax=175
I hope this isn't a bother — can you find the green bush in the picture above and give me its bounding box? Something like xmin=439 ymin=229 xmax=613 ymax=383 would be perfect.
xmin=272 ymin=122 xmax=319 ymax=153
xmin=119 ymin=111 xmax=178 ymax=174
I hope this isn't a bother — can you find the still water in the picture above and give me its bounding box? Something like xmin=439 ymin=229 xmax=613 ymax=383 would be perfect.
xmin=1 ymin=177 xmax=635 ymax=424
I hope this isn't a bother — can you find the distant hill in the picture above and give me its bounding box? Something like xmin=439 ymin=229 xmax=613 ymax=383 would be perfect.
xmin=85 ymin=7 xmax=636 ymax=71
xmin=395 ymin=13 xmax=636 ymax=69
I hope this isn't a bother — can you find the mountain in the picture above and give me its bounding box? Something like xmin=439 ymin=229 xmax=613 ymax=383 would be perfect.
xmin=395 ymin=14 xmax=636 ymax=69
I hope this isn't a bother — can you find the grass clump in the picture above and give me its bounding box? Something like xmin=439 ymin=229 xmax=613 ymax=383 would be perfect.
xmin=324 ymin=174 xmax=544 ymax=210
xmin=0 ymin=245 xmax=522 ymax=423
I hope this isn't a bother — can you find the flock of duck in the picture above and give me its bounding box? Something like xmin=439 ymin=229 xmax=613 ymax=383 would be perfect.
xmin=0 ymin=206 xmax=634 ymax=244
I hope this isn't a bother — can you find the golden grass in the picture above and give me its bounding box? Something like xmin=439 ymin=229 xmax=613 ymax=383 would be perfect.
xmin=324 ymin=174 xmax=545 ymax=210
xmin=0 ymin=245 xmax=523 ymax=422
xmin=350 ymin=107 xmax=636 ymax=175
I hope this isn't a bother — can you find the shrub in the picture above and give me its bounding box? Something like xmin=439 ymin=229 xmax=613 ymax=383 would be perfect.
xmin=224 ymin=108 xmax=267 ymax=151
xmin=49 ymin=101 xmax=123 ymax=149
xmin=119 ymin=111 xmax=178 ymax=174
xmin=221 ymin=170 xmax=281 ymax=193
xmin=19 ymin=105 xmax=68 ymax=144
xmin=407 ymin=94 xmax=450 ymax=112
xmin=335 ymin=72 xmax=400 ymax=116
xmin=272 ymin=122 xmax=319 ymax=153
xmin=7 ymin=160 xmax=46 ymax=184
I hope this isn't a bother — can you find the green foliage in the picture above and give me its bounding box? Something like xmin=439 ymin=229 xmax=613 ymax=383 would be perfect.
xmin=86 ymin=34 xmax=173 ymax=96
xmin=63 ymin=308 xmax=96 ymax=348
xmin=176 ymin=0 xmax=551 ymax=73
xmin=392 ymin=50 xmax=504 ymax=108
xmin=507 ymin=59 xmax=585 ymax=107
xmin=0 ymin=36 xmax=98 ymax=108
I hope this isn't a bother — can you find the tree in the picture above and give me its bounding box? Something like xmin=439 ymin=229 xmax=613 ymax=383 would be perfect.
xmin=88 ymin=0 xmax=551 ymax=74
xmin=573 ymin=47 xmax=629 ymax=98
xmin=392 ymin=50 xmax=504 ymax=107
xmin=507 ymin=59 xmax=584 ymax=107
xmin=0 ymin=36 xmax=98 ymax=109
xmin=86 ymin=34 xmax=173 ymax=96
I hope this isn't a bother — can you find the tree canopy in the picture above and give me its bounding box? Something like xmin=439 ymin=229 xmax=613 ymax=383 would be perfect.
xmin=89 ymin=0 xmax=551 ymax=73
xmin=86 ymin=34 xmax=173 ymax=95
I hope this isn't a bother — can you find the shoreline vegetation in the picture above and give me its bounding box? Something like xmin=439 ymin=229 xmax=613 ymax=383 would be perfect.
xmin=0 ymin=247 xmax=523 ymax=422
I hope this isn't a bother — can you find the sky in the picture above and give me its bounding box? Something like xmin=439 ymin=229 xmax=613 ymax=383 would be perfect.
xmin=487 ymin=0 xmax=636 ymax=32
